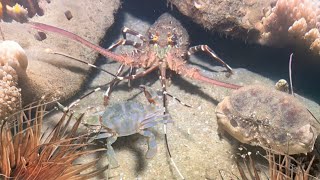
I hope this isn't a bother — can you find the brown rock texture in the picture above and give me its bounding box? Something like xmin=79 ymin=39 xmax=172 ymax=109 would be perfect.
xmin=170 ymin=0 xmax=320 ymax=56
xmin=169 ymin=0 xmax=275 ymax=42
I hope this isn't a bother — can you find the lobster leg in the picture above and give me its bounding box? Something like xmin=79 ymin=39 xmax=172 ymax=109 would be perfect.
xmin=158 ymin=62 xmax=185 ymax=179
xmin=103 ymin=64 xmax=126 ymax=106
xmin=106 ymin=36 xmax=142 ymax=88
xmin=50 ymin=50 xmax=158 ymax=111
xmin=169 ymin=55 xmax=241 ymax=89
xmin=108 ymin=39 xmax=142 ymax=50
xmin=188 ymin=45 xmax=233 ymax=73
xmin=122 ymin=26 xmax=147 ymax=42
xmin=139 ymin=85 xmax=192 ymax=108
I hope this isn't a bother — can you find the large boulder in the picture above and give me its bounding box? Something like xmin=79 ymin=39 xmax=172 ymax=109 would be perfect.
xmin=170 ymin=0 xmax=320 ymax=56
xmin=0 ymin=0 xmax=121 ymax=106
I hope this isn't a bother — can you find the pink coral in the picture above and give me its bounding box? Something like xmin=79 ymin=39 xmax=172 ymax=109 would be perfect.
xmin=256 ymin=0 xmax=320 ymax=55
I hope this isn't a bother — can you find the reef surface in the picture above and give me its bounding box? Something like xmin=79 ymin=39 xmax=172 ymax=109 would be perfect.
xmin=0 ymin=0 xmax=120 ymax=106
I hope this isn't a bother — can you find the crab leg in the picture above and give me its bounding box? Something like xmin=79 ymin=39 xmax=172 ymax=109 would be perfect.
xmin=139 ymin=130 xmax=157 ymax=159
xmin=106 ymin=135 xmax=119 ymax=167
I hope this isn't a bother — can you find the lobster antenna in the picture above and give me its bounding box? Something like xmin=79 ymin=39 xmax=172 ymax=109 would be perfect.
xmin=289 ymin=53 xmax=294 ymax=96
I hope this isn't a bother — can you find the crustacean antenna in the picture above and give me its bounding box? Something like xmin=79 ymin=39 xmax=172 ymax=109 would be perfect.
xmin=28 ymin=22 xmax=132 ymax=65
xmin=288 ymin=53 xmax=320 ymax=126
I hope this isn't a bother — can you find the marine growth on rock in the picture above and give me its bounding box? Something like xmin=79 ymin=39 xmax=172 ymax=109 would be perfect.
xmin=0 ymin=0 xmax=44 ymax=22
xmin=256 ymin=0 xmax=320 ymax=55
xmin=0 ymin=40 xmax=28 ymax=120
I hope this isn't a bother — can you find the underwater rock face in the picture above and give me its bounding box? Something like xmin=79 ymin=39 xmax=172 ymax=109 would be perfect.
xmin=1 ymin=0 xmax=120 ymax=106
xmin=216 ymin=85 xmax=320 ymax=154
xmin=168 ymin=0 xmax=275 ymax=42
xmin=170 ymin=0 xmax=320 ymax=57
xmin=0 ymin=41 xmax=28 ymax=120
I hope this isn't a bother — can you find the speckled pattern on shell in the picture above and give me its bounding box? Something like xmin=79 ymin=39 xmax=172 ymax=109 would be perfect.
xmin=216 ymin=85 xmax=320 ymax=154
xmin=148 ymin=13 xmax=190 ymax=51
xmin=101 ymin=100 xmax=166 ymax=136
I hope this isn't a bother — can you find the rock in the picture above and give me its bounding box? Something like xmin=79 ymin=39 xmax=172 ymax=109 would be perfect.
xmin=0 ymin=0 xmax=121 ymax=106
xmin=168 ymin=0 xmax=274 ymax=42
xmin=170 ymin=0 xmax=320 ymax=57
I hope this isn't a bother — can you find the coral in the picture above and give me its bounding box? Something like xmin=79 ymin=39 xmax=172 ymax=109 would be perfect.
xmin=0 ymin=40 xmax=28 ymax=120
xmin=0 ymin=0 xmax=44 ymax=22
xmin=256 ymin=0 xmax=320 ymax=55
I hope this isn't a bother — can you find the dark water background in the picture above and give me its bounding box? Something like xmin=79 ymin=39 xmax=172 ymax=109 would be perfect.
xmin=100 ymin=0 xmax=320 ymax=104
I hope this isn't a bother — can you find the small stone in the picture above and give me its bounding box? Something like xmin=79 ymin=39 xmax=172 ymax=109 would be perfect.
xmin=64 ymin=10 xmax=73 ymax=20
xmin=34 ymin=31 xmax=47 ymax=41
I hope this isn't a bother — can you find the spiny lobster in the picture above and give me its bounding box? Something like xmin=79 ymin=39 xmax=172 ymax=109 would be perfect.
xmin=29 ymin=13 xmax=242 ymax=179
xmin=29 ymin=13 xmax=241 ymax=109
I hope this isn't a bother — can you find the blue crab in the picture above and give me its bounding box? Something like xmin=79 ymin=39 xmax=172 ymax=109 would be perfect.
xmin=84 ymin=86 xmax=171 ymax=167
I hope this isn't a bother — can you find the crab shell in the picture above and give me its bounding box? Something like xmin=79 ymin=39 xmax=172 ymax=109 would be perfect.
xmin=215 ymin=85 xmax=320 ymax=155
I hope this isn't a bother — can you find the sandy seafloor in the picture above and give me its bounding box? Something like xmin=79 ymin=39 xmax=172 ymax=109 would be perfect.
xmin=45 ymin=0 xmax=320 ymax=179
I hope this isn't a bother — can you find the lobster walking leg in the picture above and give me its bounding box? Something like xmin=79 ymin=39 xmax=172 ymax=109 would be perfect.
xmin=106 ymin=35 xmax=142 ymax=88
xmin=103 ymin=64 xmax=125 ymax=106
xmin=188 ymin=45 xmax=233 ymax=73
xmin=108 ymin=39 xmax=142 ymax=50
xmin=108 ymin=26 xmax=147 ymax=50
xmin=122 ymin=26 xmax=147 ymax=42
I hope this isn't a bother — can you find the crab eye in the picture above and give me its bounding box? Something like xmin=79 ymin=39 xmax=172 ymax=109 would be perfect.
xmin=149 ymin=32 xmax=159 ymax=43
xmin=167 ymin=33 xmax=177 ymax=45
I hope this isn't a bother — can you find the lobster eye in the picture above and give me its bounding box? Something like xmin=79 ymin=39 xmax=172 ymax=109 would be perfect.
xmin=167 ymin=33 xmax=177 ymax=45
xmin=149 ymin=32 xmax=159 ymax=43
